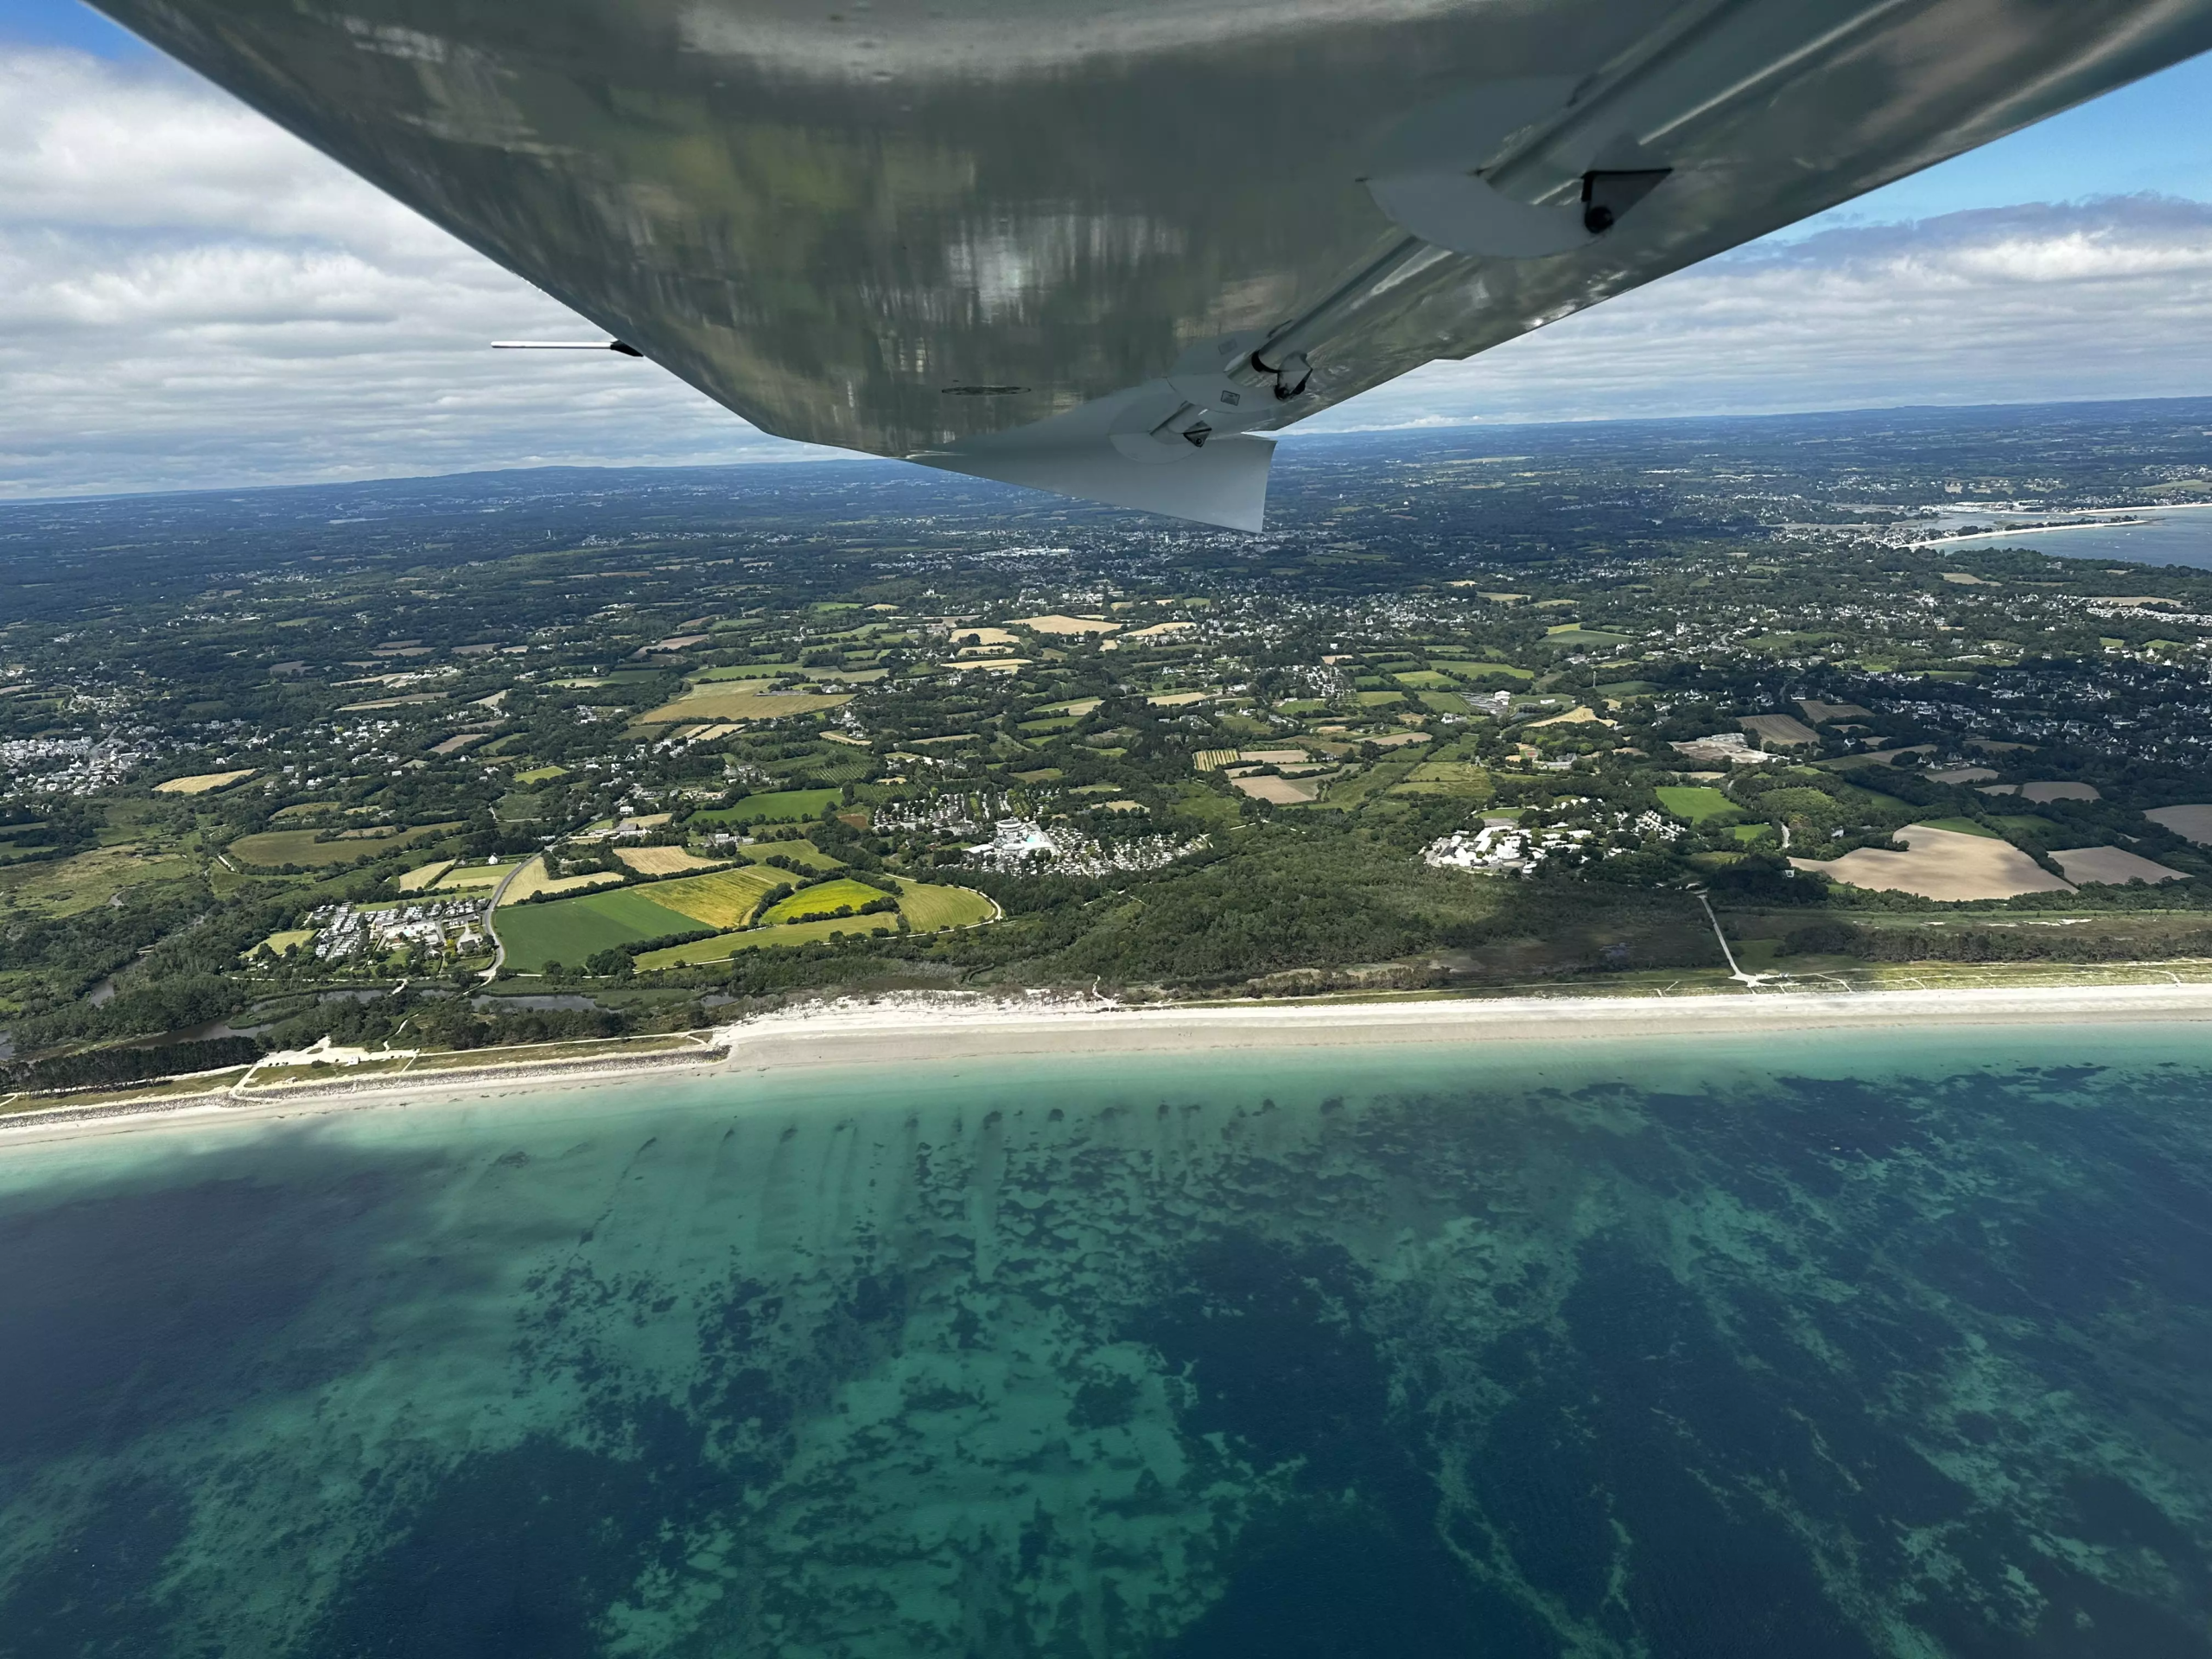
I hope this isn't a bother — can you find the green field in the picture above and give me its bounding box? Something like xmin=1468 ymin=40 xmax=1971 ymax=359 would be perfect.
xmin=1392 ymin=670 xmax=1459 ymax=690
xmin=513 ymin=765 xmax=569 ymax=784
xmin=1439 ymin=661 xmax=1534 ymax=683
xmin=693 ymin=663 xmax=798 ymax=680
xmin=230 ymin=823 xmax=453 ymax=867
xmin=762 ymin=878 xmax=894 ymax=925
xmin=1918 ymin=817 xmax=2002 ymax=837
xmin=1391 ymin=762 xmax=1493 ymax=800
xmin=632 ymin=881 xmax=994 ymax=969
xmin=493 ymin=887 xmax=700 ymax=971
xmin=693 ymin=788 xmax=842 ymax=825
xmin=647 ymin=865 xmax=795 ymax=928
xmin=1656 ymin=786 xmax=1737 ymax=823
xmin=883 ymin=881 xmax=994 ymax=930
xmin=1539 ymin=629 xmax=1632 ymax=650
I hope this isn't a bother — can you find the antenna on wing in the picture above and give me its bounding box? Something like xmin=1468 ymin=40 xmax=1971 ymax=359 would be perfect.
xmin=492 ymin=340 xmax=644 ymax=356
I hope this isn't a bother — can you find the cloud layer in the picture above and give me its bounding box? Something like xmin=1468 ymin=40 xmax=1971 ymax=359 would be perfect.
xmin=1309 ymin=198 xmax=2212 ymax=432
xmin=4 ymin=46 xmax=2212 ymax=496
xmin=0 ymin=50 xmax=808 ymax=497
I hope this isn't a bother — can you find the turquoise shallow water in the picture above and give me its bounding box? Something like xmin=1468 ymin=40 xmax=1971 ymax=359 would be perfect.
xmin=3 ymin=1027 xmax=2210 ymax=1656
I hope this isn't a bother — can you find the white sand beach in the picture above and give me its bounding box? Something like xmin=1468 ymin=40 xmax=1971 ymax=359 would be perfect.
xmin=8 ymin=981 xmax=2212 ymax=1150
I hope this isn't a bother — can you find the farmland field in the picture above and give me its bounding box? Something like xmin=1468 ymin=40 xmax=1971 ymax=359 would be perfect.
xmin=614 ymin=846 xmax=732 ymax=876
xmin=693 ymin=663 xmax=798 ymax=680
xmin=499 ymin=855 xmax=623 ymax=905
xmin=435 ymin=860 xmax=524 ymax=889
xmin=761 ymin=878 xmax=894 ymax=925
xmin=893 ymin=882 xmax=995 ymax=930
xmin=1656 ymin=786 xmax=1737 ymax=823
xmin=153 ymin=769 xmax=255 ymax=795
xmin=1794 ymin=824 xmax=2075 ymax=901
xmin=635 ymin=685 xmax=849 ymax=723
xmin=397 ymin=860 xmax=454 ymax=893
xmin=1437 ymin=661 xmax=1534 ymax=682
xmin=491 ymin=887 xmax=702 ymax=971
xmin=693 ymin=788 xmax=841 ymax=825
xmin=631 ymin=881 xmax=994 ymax=969
xmin=1392 ymin=762 xmax=1492 ymax=799
xmin=229 ymin=823 xmax=453 ymax=867
xmin=645 ymin=866 xmax=787 ymax=929
xmin=755 ymin=840 xmax=846 ymax=872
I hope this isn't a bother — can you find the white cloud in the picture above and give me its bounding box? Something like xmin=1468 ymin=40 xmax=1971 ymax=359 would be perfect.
xmin=1308 ymin=199 xmax=2212 ymax=433
xmin=0 ymin=48 xmax=810 ymax=498
xmin=4 ymin=46 xmax=2212 ymax=497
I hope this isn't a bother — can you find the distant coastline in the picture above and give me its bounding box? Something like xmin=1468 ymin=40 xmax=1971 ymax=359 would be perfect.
xmin=7 ymin=982 xmax=2212 ymax=1151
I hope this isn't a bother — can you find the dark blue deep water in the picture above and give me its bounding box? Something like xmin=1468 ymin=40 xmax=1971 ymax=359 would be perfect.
xmin=2 ymin=1030 xmax=2209 ymax=1657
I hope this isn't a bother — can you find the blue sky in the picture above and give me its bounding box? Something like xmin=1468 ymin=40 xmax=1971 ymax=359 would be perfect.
xmin=4 ymin=0 xmax=2212 ymax=493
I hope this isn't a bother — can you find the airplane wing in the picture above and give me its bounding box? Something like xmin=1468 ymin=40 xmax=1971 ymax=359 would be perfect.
xmin=85 ymin=0 xmax=2212 ymax=529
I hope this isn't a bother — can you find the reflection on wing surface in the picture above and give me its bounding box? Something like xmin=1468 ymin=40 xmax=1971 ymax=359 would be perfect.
xmin=88 ymin=0 xmax=2212 ymax=526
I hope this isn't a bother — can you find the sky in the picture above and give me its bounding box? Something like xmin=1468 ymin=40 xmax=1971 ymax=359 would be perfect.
xmin=4 ymin=0 xmax=2212 ymax=497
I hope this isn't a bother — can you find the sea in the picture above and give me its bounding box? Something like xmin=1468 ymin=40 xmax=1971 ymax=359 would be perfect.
xmin=1930 ymin=503 xmax=2212 ymax=569
xmin=3 ymin=1027 xmax=2209 ymax=1658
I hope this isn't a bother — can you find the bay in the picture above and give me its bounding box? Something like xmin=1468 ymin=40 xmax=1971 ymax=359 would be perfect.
xmin=2 ymin=1025 xmax=2209 ymax=1656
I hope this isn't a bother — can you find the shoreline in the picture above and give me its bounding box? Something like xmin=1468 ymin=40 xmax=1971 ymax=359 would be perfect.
xmin=7 ymin=981 xmax=2212 ymax=1150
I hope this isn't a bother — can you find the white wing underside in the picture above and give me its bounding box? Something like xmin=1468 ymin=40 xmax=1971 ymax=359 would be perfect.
xmin=87 ymin=0 xmax=2212 ymax=528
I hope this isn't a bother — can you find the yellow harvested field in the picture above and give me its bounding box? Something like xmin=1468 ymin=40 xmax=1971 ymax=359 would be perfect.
xmin=1126 ymin=620 xmax=1194 ymax=639
xmin=155 ymin=769 xmax=255 ymax=795
xmin=436 ymin=860 xmax=524 ymax=889
xmin=645 ymin=866 xmax=788 ymax=929
xmin=498 ymin=855 xmax=625 ymax=906
xmin=249 ymin=928 xmax=315 ymax=959
xmin=1145 ymin=690 xmax=1211 ymax=706
xmin=2146 ymin=804 xmax=2212 ymax=844
xmin=946 ymin=626 xmax=1019 ymax=647
xmin=1794 ymin=825 xmax=2075 ymax=901
xmin=1239 ymin=749 xmax=1311 ymax=764
xmin=2050 ymin=846 xmax=2187 ymax=887
xmin=1014 ymin=613 xmax=1119 ymax=635
xmin=635 ymin=687 xmax=850 ymax=723
xmin=614 ymin=846 xmax=732 ymax=876
xmin=397 ymin=859 xmax=455 ymax=893
xmin=1230 ymin=774 xmax=1318 ymax=804
xmin=943 ymin=658 xmax=1029 ymax=673
xmin=1528 ymin=705 xmax=1611 ymax=729
xmin=429 ymin=732 xmax=491 ymax=756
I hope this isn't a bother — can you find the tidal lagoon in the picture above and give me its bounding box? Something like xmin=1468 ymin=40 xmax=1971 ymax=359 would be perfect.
xmin=3 ymin=1026 xmax=2209 ymax=1656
